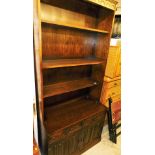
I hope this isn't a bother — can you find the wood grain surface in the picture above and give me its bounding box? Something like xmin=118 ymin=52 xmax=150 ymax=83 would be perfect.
xmin=45 ymin=96 xmax=106 ymax=134
xmin=42 ymin=58 xmax=104 ymax=69
xmin=43 ymin=78 xmax=98 ymax=98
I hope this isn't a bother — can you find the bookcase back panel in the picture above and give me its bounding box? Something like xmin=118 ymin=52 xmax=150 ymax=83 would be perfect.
xmin=97 ymin=8 xmax=115 ymax=32
xmin=89 ymin=63 xmax=106 ymax=100
xmin=95 ymin=34 xmax=110 ymax=59
xmin=90 ymin=84 xmax=103 ymax=100
xmin=44 ymin=89 xmax=89 ymax=107
xmin=43 ymin=66 xmax=92 ymax=85
xmin=42 ymin=23 xmax=98 ymax=59
xmin=41 ymin=1 xmax=115 ymax=32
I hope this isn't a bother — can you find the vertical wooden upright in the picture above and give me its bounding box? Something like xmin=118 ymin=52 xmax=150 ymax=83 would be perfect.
xmin=34 ymin=0 xmax=48 ymax=154
xmin=33 ymin=0 xmax=44 ymax=117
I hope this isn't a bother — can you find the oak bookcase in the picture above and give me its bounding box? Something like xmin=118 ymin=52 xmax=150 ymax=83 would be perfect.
xmin=33 ymin=0 xmax=117 ymax=154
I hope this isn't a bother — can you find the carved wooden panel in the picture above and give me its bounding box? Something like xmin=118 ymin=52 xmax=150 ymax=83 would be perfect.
xmin=48 ymin=112 xmax=105 ymax=155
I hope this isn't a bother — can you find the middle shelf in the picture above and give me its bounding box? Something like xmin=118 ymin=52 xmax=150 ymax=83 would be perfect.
xmin=42 ymin=58 xmax=104 ymax=69
xmin=43 ymin=78 xmax=98 ymax=98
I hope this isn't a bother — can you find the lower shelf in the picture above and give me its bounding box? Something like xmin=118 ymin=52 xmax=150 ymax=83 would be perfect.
xmin=45 ymin=97 xmax=106 ymax=135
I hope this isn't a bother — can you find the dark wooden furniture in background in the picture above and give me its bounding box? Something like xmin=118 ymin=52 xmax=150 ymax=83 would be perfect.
xmin=33 ymin=0 xmax=117 ymax=154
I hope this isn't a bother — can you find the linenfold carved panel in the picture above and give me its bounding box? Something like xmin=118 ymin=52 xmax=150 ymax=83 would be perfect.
xmin=85 ymin=0 xmax=117 ymax=10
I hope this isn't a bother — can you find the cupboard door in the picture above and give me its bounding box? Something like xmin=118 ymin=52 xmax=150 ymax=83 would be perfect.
xmin=104 ymin=80 xmax=121 ymax=89
xmin=48 ymin=140 xmax=68 ymax=155
xmin=83 ymin=127 xmax=92 ymax=145
xmin=68 ymin=134 xmax=77 ymax=155
xmin=48 ymin=112 xmax=105 ymax=155
xmin=77 ymin=130 xmax=84 ymax=151
xmin=91 ymin=122 xmax=103 ymax=140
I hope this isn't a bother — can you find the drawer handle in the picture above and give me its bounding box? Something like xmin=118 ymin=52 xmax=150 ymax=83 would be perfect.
xmin=114 ymin=83 xmax=117 ymax=86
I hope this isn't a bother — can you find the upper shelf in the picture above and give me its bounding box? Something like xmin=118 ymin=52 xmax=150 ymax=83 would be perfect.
xmin=84 ymin=0 xmax=117 ymax=11
xmin=41 ymin=19 xmax=109 ymax=34
xmin=42 ymin=58 xmax=104 ymax=69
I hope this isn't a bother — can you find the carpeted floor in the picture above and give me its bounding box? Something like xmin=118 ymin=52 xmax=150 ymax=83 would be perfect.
xmin=82 ymin=124 xmax=121 ymax=155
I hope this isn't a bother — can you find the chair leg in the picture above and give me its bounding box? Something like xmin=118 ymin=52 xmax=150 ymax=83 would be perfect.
xmin=107 ymin=109 xmax=118 ymax=143
xmin=107 ymin=111 xmax=116 ymax=143
xmin=109 ymin=124 xmax=117 ymax=143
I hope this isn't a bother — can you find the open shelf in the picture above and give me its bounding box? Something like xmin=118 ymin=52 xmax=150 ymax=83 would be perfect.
xmin=42 ymin=58 xmax=104 ymax=69
xmin=45 ymin=97 xmax=106 ymax=134
xmin=43 ymin=79 xmax=98 ymax=98
xmin=41 ymin=20 xmax=109 ymax=34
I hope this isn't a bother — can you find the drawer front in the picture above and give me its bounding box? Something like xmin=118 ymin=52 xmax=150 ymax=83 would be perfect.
xmin=66 ymin=122 xmax=82 ymax=135
xmin=49 ymin=112 xmax=106 ymax=143
xmin=85 ymin=112 xmax=105 ymax=126
xmin=49 ymin=122 xmax=82 ymax=143
xmin=101 ymin=85 xmax=121 ymax=107
xmin=91 ymin=112 xmax=105 ymax=123
xmin=106 ymin=86 xmax=120 ymax=99
xmin=49 ymin=130 xmax=64 ymax=143
xmin=105 ymin=80 xmax=121 ymax=89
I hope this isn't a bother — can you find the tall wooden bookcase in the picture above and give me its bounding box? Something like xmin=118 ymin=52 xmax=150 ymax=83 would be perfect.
xmin=33 ymin=0 xmax=117 ymax=155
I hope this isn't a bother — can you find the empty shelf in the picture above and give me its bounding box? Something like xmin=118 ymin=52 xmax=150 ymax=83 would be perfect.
xmin=42 ymin=20 xmax=109 ymax=34
xmin=45 ymin=97 xmax=106 ymax=134
xmin=43 ymin=79 xmax=98 ymax=98
xmin=42 ymin=58 xmax=104 ymax=69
